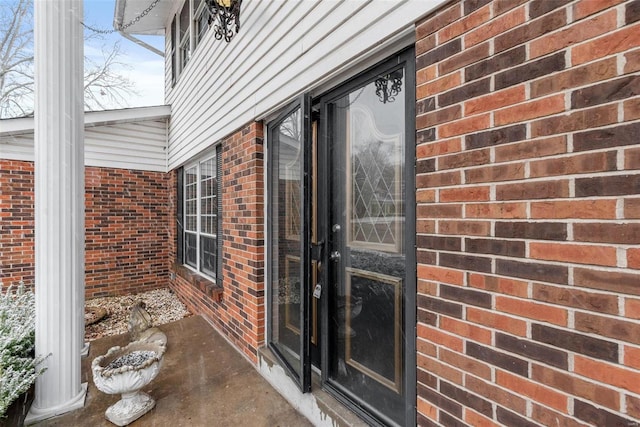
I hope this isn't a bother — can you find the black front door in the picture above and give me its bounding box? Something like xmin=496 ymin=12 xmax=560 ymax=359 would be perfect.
xmin=319 ymin=49 xmax=416 ymax=426
xmin=268 ymin=49 xmax=415 ymax=426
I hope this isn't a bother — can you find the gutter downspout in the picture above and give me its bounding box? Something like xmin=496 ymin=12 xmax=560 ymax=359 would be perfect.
xmin=113 ymin=0 xmax=164 ymax=57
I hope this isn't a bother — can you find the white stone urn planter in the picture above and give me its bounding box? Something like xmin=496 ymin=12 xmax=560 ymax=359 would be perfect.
xmin=92 ymin=340 xmax=166 ymax=426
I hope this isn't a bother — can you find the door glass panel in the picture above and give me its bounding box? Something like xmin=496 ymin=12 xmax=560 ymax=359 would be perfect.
xmin=269 ymin=107 xmax=304 ymax=379
xmin=328 ymin=67 xmax=406 ymax=425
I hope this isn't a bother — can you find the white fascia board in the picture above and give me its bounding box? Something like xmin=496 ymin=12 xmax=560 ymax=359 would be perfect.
xmin=0 ymin=116 xmax=33 ymax=136
xmin=83 ymin=105 xmax=172 ymax=127
xmin=0 ymin=105 xmax=171 ymax=137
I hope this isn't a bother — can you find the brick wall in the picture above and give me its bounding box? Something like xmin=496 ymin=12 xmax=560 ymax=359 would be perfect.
xmin=0 ymin=160 xmax=34 ymax=287
xmin=169 ymin=122 xmax=265 ymax=363
xmin=415 ymin=0 xmax=640 ymax=425
xmin=0 ymin=159 xmax=170 ymax=298
xmin=85 ymin=167 xmax=170 ymax=297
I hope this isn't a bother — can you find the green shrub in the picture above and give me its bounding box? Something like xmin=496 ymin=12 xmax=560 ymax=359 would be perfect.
xmin=0 ymin=283 xmax=47 ymax=418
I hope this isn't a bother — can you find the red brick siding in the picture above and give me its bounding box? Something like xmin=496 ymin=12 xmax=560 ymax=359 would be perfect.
xmin=416 ymin=0 xmax=640 ymax=426
xmin=0 ymin=159 xmax=170 ymax=297
xmin=84 ymin=167 xmax=170 ymax=297
xmin=169 ymin=122 xmax=265 ymax=363
xmin=0 ymin=160 xmax=34 ymax=287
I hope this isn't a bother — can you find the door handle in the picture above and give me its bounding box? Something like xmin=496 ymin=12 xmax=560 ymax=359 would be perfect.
xmin=330 ymin=251 xmax=341 ymax=261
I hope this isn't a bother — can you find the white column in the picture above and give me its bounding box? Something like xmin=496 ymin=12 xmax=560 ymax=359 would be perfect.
xmin=26 ymin=0 xmax=87 ymax=422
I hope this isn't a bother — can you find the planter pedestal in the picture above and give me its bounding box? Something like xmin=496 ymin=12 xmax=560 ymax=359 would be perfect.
xmin=105 ymin=391 xmax=155 ymax=426
xmin=92 ymin=340 xmax=166 ymax=427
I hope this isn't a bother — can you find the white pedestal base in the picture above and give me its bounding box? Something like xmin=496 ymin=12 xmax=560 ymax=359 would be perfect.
xmin=25 ymin=383 xmax=87 ymax=425
xmin=105 ymin=391 xmax=155 ymax=426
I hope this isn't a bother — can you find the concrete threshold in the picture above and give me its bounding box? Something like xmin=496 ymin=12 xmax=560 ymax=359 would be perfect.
xmin=257 ymin=348 xmax=368 ymax=427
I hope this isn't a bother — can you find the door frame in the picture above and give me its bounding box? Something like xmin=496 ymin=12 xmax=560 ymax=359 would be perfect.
xmin=265 ymin=47 xmax=416 ymax=426
xmin=316 ymin=47 xmax=416 ymax=427
xmin=266 ymin=94 xmax=313 ymax=392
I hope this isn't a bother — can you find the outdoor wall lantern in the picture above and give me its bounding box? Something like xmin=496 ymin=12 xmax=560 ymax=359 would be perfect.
xmin=206 ymin=0 xmax=243 ymax=42
xmin=375 ymin=69 xmax=404 ymax=104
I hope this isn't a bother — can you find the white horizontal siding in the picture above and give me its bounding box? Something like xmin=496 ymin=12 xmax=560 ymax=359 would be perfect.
xmin=0 ymin=120 xmax=168 ymax=172
xmin=165 ymin=0 xmax=444 ymax=170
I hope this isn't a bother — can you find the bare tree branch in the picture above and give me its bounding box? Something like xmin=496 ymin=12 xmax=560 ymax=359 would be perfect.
xmin=0 ymin=0 xmax=139 ymax=118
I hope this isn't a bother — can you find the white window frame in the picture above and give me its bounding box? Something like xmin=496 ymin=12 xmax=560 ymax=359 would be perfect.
xmin=171 ymin=0 xmax=194 ymax=79
xmin=194 ymin=0 xmax=210 ymax=48
xmin=170 ymin=16 xmax=177 ymax=84
xmin=179 ymin=34 xmax=190 ymax=72
xmin=183 ymin=151 xmax=219 ymax=280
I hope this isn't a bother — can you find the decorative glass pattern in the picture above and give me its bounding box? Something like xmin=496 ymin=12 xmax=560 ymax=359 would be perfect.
xmin=286 ymin=180 xmax=301 ymax=239
xmin=345 ymin=84 xmax=405 ymax=253
xmin=350 ymin=125 xmax=402 ymax=249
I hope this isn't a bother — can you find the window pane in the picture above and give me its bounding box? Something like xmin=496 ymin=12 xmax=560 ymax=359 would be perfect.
xmin=201 ymin=195 xmax=217 ymax=215
xmin=185 ymin=232 xmax=197 ymax=268
xmin=185 ymin=165 xmax=198 ymax=232
xmin=185 ymin=215 xmax=196 ymax=232
xmin=201 ymin=158 xmax=215 ymax=181
xmin=202 ymin=215 xmax=216 ymax=235
xmin=186 ymin=199 xmax=197 ymax=215
xmin=186 ymin=166 xmax=197 ymax=184
xmin=180 ymin=38 xmax=190 ymax=69
xmin=171 ymin=17 xmax=177 ymax=49
xmin=195 ymin=5 xmax=210 ymax=45
xmin=200 ymin=157 xmax=217 ymax=236
xmin=179 ymin=0 xmax=191 ymax=71
xmin=183 ymin=153 xmax=219 ymax=279
xmin=200 ymin=235 xmax=216 ymax=277
xmin=171 ymin=17 xmax=177 ymax=82
xmin=179 ymin=2 xmax=190 ymax=38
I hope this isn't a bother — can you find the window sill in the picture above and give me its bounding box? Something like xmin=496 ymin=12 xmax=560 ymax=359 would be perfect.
xmin=172 ymin=262 xmax=223 ymax=302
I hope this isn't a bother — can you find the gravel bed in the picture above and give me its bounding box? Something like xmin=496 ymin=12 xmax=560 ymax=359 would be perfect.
xmin=85 ymin=288 xmax=190 ymax=341
xmin=105 ymin=350 xmax=158 ymax=370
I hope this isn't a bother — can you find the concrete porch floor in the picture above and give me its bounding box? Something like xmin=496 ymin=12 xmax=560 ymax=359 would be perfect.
xmin=33 ymin=315 xmax=312 ymax=427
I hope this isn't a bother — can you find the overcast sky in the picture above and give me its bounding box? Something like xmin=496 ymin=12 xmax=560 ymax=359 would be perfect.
xmin=84 ymin=0 xmax=165 ymax=108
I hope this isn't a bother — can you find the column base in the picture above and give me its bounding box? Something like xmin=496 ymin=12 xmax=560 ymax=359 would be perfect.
xmin=25 ymin=382 xmax=87 ymax=425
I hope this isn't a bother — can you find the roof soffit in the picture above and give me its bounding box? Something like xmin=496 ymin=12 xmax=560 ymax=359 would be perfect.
xmin=114 ymin=0 xmax=176 ymax=35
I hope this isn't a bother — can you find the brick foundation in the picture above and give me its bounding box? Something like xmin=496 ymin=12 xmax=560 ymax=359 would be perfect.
xmin=0 ymin=159 xmax=170 ymax=298
xmin=416 ymin=0 xmax=640 ymax=425
xmin=169 ymin=122 xmax=265 ymax=363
